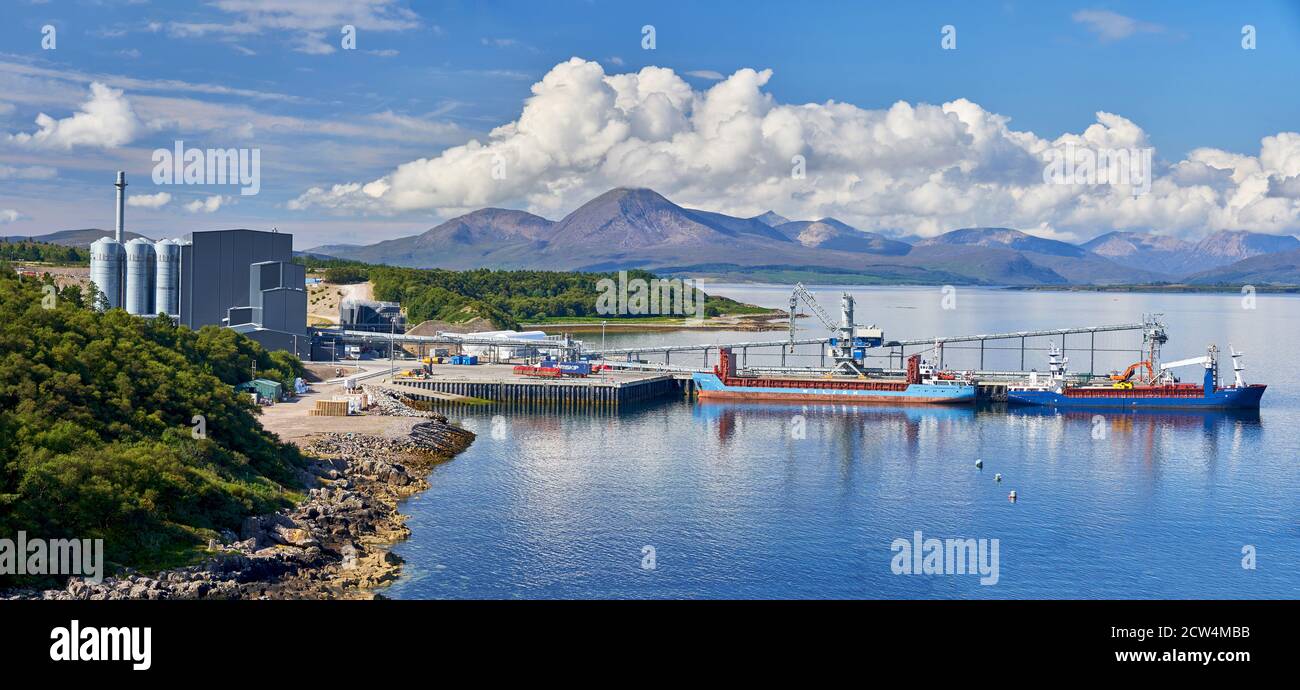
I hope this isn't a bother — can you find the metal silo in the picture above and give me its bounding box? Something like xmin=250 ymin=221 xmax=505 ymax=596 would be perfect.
xmin=154 ymin=238 xmax=181 ymax=317
xmin=124 ymin=238 xmax=157 ymax=315
xmin=89 ymin=237 xmax=125 ymax=310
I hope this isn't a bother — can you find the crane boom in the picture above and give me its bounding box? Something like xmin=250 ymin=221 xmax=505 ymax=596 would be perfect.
xmin=1160 ymin=356 xmax=1210 ymax=371
xmin=785 ymin=280 xmax=837 ymax=335
xmin=788 ymin=283 xmax=839 ymax=349
xmin=785 ymin=284 xmax=884 ymax=375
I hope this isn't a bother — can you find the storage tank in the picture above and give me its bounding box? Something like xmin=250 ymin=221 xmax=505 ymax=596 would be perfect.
xmin=154 ymin=238 xmax=181 ymax=317
xmin=89 ymin=237 xmax=125 ymax=310
xmin=124 ymin=237 xmax=157 ymax=315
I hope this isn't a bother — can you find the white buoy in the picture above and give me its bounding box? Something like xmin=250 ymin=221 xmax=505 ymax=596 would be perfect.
xmin=1008 ymin=490 xmax=1017 ymax=502
xmin=994 ymin=473 xmax=1002 ymax=482
xmin=975 ymin=459 xmax=983 ymax=469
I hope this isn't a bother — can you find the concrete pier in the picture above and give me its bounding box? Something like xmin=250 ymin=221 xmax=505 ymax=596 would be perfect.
xmin=392 ymin=364 xmax=682 ymax=409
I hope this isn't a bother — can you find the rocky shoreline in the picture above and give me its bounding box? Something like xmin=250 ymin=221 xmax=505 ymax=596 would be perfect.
xmin=5 ymin=415 xmax=474 ymax=600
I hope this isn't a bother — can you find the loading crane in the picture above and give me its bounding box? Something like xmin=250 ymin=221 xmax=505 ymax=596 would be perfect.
xmin=1158 ymin=344 xmax=1251 ymax=388
xmin=787 ymin=283 xmax=884 ymax=375
xmin=1107 ymin=315 xmax=1169 ymax=385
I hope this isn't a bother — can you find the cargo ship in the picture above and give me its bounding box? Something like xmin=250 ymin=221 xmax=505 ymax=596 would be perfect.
xmin=1006 ymin=337 xmax=1265 ymax=410
xmin=692 ymin=347 xmax=976 ymax=404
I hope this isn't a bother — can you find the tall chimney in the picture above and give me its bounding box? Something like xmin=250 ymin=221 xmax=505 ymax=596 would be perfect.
xmin=114 ymin=170 xmax=127 ymax=243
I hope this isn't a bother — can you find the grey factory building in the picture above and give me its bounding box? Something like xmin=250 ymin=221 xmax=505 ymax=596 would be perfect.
xmin=90 ymin=172 xmax=309 ymax=357
xmin=339 ymin=298 xmax=405 ymax=332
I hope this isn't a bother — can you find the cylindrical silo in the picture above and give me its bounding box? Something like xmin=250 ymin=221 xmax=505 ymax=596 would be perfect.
xmin=154 ymin=238 xmax=181 ymax=317
xmin=89 ymin=237 xmax=125 ymax=311
xmin=124 ymin=237 xmax=157 ymax=315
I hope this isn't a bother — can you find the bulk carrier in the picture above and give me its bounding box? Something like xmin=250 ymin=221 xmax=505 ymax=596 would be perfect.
xmin=692 ymin=286 xmax=975 ymax=405
xmin=693 ymin=348 xmax=976 ymax=404
xmin=1006 ymin=321 xmax=1265 ymax=410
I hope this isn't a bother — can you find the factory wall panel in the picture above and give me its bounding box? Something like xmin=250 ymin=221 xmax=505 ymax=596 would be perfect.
xmin=179 ymin=230 xmax=292 ymax=329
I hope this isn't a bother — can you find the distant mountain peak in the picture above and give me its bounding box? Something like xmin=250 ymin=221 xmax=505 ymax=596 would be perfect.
xmin=5 ymin=228 xmax=152 ymax=247
xmin=752 ymin=210 xmax=790 ymax=227
xmin=773 ymin=218 xmax=911 ymax=256
xmin=919 ymin=227 xmax=1086 ymax=258
xmin=1194 ymin=229 xmax=1299 ymax=258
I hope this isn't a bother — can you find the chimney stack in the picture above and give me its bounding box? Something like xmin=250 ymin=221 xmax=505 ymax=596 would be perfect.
xmin=114 ymin=171 xmax=127 ymax=243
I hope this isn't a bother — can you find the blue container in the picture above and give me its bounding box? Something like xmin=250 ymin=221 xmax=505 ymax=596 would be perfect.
xmin=558 ymin=362 xmax=591 ymax=375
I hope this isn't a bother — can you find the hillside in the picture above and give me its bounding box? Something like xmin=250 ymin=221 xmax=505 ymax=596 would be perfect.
xmin=0 ymin=267 xmax=306 ymax=583
xmin=1193 ymin=230 xmax=1300 ymax=265
xmin=3 ymin=228 xmax=152 ymax=247
xmin=1185 ymin=247 xmax=1300 ymax=285
xmin=775 ymin=218 xmax=911 ymax=255
xmin=1083 ymin=229 xmax=1300 ymax=276
xmin=311 ymin=208 xmax=553 ymax=270
xmin=915 ymin=227 xmax=1162 ymax=284
xmin=917 ymin=227 xmax=1087 ymax=257
xmin=1081 ymin=231 xmax=1195 ymax=276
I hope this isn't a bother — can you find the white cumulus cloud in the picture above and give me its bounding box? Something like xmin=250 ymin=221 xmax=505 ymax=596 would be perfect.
xmin=288 ymin=58 xmax=1300 ymax=240
xmin=0 ymin=209 xmax=25 ymax=224
xmin=127 ymin=192 xmax=172 ymax=208
xmin=184 ymin=195 xmax=226 ymax=214
xmin=6 ymin=82 xmax=140 ymax=150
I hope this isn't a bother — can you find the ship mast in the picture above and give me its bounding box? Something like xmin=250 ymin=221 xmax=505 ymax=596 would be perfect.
xmin=1141 ymin=314 xmax=1168 ymax=383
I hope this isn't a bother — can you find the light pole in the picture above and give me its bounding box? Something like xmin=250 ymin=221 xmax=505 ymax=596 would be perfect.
xmin=389 ymin=316 xmax=396 ymax=379
xmin=601 ymin=320 xmax=607 ymax=351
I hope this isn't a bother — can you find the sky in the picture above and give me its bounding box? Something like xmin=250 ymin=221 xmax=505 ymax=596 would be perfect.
xmin=1 ymin=0 xmax=1299 ymax=249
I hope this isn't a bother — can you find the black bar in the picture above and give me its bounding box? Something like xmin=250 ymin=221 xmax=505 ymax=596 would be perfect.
xmin=0 ymin=600 xmax=1285 ymax=678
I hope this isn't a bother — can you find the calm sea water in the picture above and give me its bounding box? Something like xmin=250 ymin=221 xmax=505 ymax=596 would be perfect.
xmin=387 ymin=286 xmax=1300 ymax=599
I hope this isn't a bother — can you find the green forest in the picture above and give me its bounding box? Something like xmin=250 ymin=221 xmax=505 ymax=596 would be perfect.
xmin=0 ymin=267 xmax=305 ymax=586
xmin=0 ymin=239 xmax=90 ymax=264
xmin=295 ymin=256 xmax=767 ymax=329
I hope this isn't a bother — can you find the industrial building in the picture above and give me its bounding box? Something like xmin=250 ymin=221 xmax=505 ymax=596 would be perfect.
xmin=339 ymin=298 xmax=405 ymax=332
xmin=89 ymin=172 xmax=309 ymax=357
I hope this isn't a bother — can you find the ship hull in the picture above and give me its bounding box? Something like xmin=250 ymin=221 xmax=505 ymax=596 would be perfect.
xmin=692 ymin=373 xmax=976 ymax=405
xmin=1006 ymin=384 xmax=1266 ymax=410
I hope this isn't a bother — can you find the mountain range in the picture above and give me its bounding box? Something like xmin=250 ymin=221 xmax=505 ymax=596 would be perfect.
xmin=3 ymin=228 xmax=152 ymax=246
xmin=1080 ymin=230 xmax=1300 ymax=277
xmin=306 ymin=187 xmax=1300 ymax=285
xmin=15 ymin=189 xmax=1300 ymax=285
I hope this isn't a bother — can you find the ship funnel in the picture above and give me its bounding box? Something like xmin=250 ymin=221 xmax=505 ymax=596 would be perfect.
xmin=114 ymin=171 xmax=127 ymax=243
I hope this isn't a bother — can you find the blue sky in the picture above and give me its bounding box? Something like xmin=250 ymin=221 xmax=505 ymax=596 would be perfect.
xmin=2 ymin=0 xmax=1299 ymax=248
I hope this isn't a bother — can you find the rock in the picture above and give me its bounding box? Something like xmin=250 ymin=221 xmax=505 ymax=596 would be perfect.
xmin=273 ymin=524 xmax=317 ymax=548
xmin=3 ymin=417 xmax=475 ymax=601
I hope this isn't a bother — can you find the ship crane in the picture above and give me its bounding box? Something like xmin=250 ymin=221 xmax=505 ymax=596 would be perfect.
xmin=1109 ymin=314 xmax=1170 ymax=385
xmin=1159 ymin=344 xmax=1245 ymax=386
xmin=787 ymin=283 xmax=883 ymax=375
